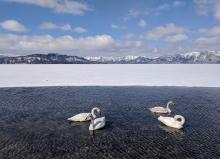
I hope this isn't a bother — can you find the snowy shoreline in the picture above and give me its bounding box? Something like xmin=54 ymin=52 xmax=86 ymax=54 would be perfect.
xmin=0 ymin=64 xmax=219 ymax=87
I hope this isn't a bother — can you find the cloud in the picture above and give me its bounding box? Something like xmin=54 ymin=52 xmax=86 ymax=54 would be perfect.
xmin=6 ymin=0 xmax=90 ymax=15
xmin=144 ymin=23 xmax=187 ymax=40
xmin=0 ymin=33 xmax=151 ymax=56
xmin=156 ymin=3 xmax=170 ymax=12
xmin=73 ymin=27 xmax=87 ymax=33
xmin=61 ymin=24 xmax=72 ymax=31
xmin=115 ymin=40 xmax=144 ymax=48
xmin=192 ymin=0 xmax=218 ymax=16
xmin=173 ymin=1 xmax=186 ymax=7
xmin=0 ymin=33 xmax=149 ymax=56
xmin=0 ymin=33 xmax=204 ymax=57
xmin=123 ymin=9 xmax=140 ymax=20
xmin=165 ymin=34 xmax=188 ymax=43
xmin=39 ymin=22 xmax=58 ymax=30
xmin=111 ymin=24 xmax=126 ymax=30
xmin=151 ymin=3 xmax=171 ymax=15
xmin=214 ymin=3 xmax=220 ymax=20
xmin=195 ymin=36 xmax=220 ymax=46
xmin=0 ymin=34 xmax=114 ymax=52
xmin=39 ymin=22 xmax=71 ymax=31
xmin=123 ymin=2 xmax=181 ymax=22
xmin=193 ymin=0 xmax=220 ymax=21
xmin=138 ymin=19 xmax=146 ymax=28
xmin=124 ymin=33 xmax=135 ymax=39
xmin=152 ymin=47 xmax=158 ymax=53
xmin=39 ymin=22 xmax=86 ymax=33
xmin=0 ymin=19 xmax=27 ymax=32
xmin=199 ymin=26 xmax=220 ymax=36
xmin=110 ymin=39 xmax=148 ymax=56
xmin=148 ymin=4 xmax=170 ymax=15
xmin=127 ymin=9 xmax=140 ymax=17
xmin=124 ymin=3 xmax=171 ymax=20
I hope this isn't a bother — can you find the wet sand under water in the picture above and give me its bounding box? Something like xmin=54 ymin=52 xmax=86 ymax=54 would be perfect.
xmin=0 ymin=87 xmax=219 ymax=159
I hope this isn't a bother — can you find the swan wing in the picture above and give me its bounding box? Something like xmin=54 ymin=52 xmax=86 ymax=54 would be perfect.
xmin=149 ymin=106 xmax=168 ymax=113
xmin=158 ymin=116 xmax=183 ymax=129
xmin=158 ymin=116 xmax=175 ymax=123
xmin=89 ymin=117 xmax=106 ymax=130
xmin=67 ymin=113 xmax=91 ymax=122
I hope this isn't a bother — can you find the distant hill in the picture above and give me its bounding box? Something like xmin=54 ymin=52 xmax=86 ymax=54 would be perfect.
xmin=0 ymin=51 xmax=220 ymax=64
xmin=0 ymin=53 xmax=93 ymax=64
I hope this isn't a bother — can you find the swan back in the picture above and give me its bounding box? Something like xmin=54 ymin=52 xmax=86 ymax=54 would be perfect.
xmin=67 ymin=113 xmax=91 ymax=122
xmin=149 ymin=106 xmax=170 ymax=113
xmin=158 ymin=115 xmax=185 ymax=129
xmin=174 ymin=115 xmax=185 ymax=125
xmin=149 ymin=101 xmax=174 ymax=114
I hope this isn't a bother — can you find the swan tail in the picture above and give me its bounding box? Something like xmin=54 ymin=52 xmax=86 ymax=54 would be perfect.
xmin=67 ymin=117 xmax=72 ymax=121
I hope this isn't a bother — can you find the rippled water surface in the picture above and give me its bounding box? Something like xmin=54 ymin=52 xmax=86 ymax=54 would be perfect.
xmin=0 ymin=87 xmax=219 ymax=159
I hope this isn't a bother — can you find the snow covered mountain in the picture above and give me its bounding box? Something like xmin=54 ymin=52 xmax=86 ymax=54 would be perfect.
xmin=179 ymin=51 xmax=220 ymax=63
xmin=86 ymin=51 xmax=220 ymax=64
xmin=0 ymin=51 xmax=220 ymax=64
xmin=85 ymin=55 xmax=139 ymax=63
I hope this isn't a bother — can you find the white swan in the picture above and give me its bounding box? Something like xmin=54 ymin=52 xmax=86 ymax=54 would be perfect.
xmin=158 ymin=115 xmax=185 ymax=129
xmin=67 ymin=108 xmax=99 ymax=122
xmin=67 ymin=112 xmax=92 ymax=122
xmin=89 ymin=107 xmax=106 ymax=131
xmin=149 ymin=101 xmax=174 ymax=114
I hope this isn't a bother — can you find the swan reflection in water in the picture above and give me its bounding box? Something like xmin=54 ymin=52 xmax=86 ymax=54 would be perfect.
xmin=159 ymin=124 xmax=185 ymax=139
xmin=69 ymin=121 xmax=87 ymax=127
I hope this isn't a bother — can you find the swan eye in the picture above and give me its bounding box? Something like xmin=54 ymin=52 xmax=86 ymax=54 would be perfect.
xmin=176 ymin=118 xmax=181 ymax=121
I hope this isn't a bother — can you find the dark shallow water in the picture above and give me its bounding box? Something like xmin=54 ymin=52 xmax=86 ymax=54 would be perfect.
xmin=0 ymin=87 xmax=219 ymax=159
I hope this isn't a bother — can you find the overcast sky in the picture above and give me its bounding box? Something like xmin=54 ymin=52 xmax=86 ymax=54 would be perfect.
xmin=0 ymin=0 xmax=220 ymax=57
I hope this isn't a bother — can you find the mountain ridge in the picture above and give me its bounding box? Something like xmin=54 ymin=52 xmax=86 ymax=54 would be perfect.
xmin=0 ymin=51 xmax=220 ymax=64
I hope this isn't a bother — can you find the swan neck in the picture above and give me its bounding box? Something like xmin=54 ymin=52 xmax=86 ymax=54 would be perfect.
xmin=91 ymin=107 xmax=100 ymax=119
xmin=180 ymin=117 xmax=185 ymax=125
xmin=91 ymin=108 xmax=97 ymax=119
xmin=175 ymin=115 xmax=185 ymax=125
xmin=92 ymin=118 xmax=94 ymax=129
xmin=166 ymin=102 xmax=171 ymax=109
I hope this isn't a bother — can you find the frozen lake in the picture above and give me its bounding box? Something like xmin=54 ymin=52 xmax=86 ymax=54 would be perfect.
xmin=0 ymin=64 xmax=219 ymax=87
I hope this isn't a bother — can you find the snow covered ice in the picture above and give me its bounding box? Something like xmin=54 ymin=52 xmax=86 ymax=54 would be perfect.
xmin=0 ymin=64 xmax=219 ymax=87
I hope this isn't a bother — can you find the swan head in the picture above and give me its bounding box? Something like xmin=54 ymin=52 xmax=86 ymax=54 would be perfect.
xmin=168 ymin=101 xmax=175 ymax=105
xmin=91 ymin=107 xmax=100 ymax=112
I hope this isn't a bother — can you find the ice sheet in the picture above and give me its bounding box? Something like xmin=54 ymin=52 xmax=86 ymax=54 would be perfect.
xmin=0 ymin=64 xmax=219 ymax=87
